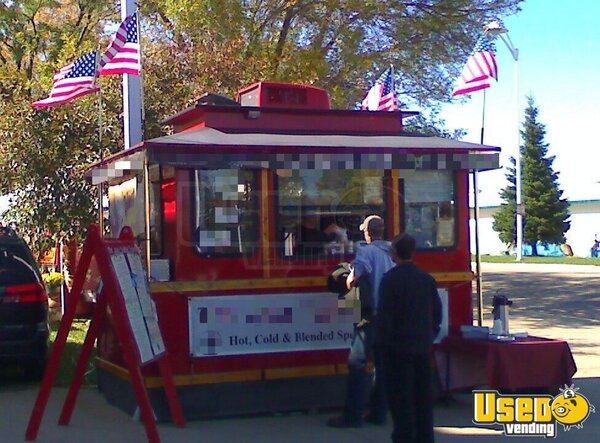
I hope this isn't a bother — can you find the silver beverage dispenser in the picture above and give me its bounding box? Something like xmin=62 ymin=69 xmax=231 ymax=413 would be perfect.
xmin=492 ymin=294 xmax=513 ymax=335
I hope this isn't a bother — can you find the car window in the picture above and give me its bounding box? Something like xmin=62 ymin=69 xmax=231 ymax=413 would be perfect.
xmin=0 ymin=247 xmax=39 ymax=286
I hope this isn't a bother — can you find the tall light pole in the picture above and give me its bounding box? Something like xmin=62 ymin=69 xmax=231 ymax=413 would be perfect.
xmin=484 ymin=21 xmax=522 ymax=260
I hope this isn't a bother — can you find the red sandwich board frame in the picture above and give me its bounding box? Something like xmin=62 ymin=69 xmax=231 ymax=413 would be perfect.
xmin=25 ymin=224 xmax=185 ymax=443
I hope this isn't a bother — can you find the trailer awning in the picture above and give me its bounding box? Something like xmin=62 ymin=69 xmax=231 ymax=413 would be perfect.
xmin=145 ymin=127 xmax=499 ymax=152
xmin=88 ymin=127 xmax=500 ymax=185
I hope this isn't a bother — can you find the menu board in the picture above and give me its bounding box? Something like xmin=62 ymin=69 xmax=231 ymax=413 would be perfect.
xmin=110 ymin=248 xmax=165 ymax=364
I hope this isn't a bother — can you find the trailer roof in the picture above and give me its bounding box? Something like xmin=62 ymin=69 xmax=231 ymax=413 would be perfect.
xmin=87 ymin=127 xmax=500 ymax=185
xmin=144 ymin=127 xmax=500 ymax=151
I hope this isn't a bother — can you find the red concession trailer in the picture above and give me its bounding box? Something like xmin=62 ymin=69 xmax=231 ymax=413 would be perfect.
xmin=89 ymin=81 xmax=500 ymax=419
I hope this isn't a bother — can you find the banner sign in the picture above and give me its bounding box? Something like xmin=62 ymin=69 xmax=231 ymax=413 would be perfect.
xmin=189 ymin=292 xmax=359 ymax=357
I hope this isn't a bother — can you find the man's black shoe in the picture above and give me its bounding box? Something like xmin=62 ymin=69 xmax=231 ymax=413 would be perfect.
xmin=326 ymin=415 xmax=362 ymax=428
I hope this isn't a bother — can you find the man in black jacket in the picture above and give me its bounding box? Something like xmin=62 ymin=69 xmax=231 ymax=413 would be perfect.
xmin=377 ymin=233 xmax=442 ymax=443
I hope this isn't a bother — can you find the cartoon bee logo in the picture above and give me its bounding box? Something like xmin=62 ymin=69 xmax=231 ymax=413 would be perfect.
xmin=551 ymin=385 xmax=596 ymax=430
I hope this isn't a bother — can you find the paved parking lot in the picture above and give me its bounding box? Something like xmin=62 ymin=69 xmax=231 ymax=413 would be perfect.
xmin=1 ymin=262 xmax=599 ymax=442
xmin=480 ymin=262 xmax=600 ymax=377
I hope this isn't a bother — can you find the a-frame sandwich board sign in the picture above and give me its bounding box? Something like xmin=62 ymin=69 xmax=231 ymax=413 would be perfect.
xmin=25 ymin=224 xmax=185 ymax=443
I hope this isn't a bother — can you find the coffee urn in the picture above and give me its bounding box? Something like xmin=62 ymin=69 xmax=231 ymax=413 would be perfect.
xmin=492 ymin=294 xmax=513 ymax=335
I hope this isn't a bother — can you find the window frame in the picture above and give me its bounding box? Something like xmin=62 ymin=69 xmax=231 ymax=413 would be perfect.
xmin=274 ymin=169 xmax=390 ymax=260
xmin=400 ymin=170 xmax=458 ymax=251
xmin=190 ymin=168 xmax=261 ymax=259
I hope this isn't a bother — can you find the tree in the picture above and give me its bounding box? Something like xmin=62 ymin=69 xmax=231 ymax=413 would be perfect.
xmin=143 ymin=0 xmax=522 ymax=108
xmin=1 ymin=0 xmax=523 ymax=256
xmin=493 ymin=97 xmax=570 ymax=255
xmin=0 ymin=1 xmax=124 ymax=257
xmin=0 ymin=79 xmax=124 ymax=259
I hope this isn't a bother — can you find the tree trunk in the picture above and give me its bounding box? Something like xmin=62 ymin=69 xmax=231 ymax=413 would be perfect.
xmin=531 ymin=242 xmax=538 ymax=256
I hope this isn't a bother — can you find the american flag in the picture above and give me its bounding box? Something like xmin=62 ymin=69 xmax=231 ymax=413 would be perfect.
xmin=361 ymin=67 xmax=399 ymax=111
xmin=31 ymin=51 xmax=99 ymax=108
xmin=99 ymin=13 xmax=141 ymax=76
xmin=452 ymin=35 xmax=498 ymax=96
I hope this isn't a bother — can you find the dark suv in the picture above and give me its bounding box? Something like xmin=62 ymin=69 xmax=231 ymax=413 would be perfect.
xmin=0 ymin=227 xmax=49 ymax=378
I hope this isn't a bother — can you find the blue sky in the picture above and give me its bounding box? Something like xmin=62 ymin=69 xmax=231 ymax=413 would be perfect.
xmin=441 ymin=0 xmax=600 ymax=207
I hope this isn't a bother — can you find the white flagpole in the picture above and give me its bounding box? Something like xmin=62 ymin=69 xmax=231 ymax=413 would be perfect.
xmin=97 ymin=92 xmax=104 ymax=235
xmin=135 ymin=9 xmax=152 ymax=279
xmin=95 ymin=50 xmax=105 ymax=236
xmin=390 ymin=64 xmax=396 ymax=109
xmin=474 ymin=91 xmax=486 ymax=326
xmin=120 ymin=2 xmax=151 ymax=278
xmin=121 ymin=0 xmax=143 ymax=150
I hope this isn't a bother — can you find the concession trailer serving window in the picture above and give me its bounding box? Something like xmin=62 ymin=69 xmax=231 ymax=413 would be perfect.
xmin=276 ymin=169 xmax=386 ymax=258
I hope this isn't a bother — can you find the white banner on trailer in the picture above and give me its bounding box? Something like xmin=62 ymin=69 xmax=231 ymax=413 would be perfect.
xmin=189 ymin=293 xmax=359 ymax=357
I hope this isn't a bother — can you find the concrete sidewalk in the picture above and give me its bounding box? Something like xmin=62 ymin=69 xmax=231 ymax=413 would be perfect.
xmin=2 ymin=262 xmax=599 ymax=443
xmin=2 ymin=376 xmax=598 ymax=443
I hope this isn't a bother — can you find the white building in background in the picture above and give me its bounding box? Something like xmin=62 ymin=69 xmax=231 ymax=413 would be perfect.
xmin=470 ymin=200 xmax=600 ymax=257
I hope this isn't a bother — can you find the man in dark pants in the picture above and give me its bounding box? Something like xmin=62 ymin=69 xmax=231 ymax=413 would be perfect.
xmin=377 ymin=233 xmax=442 ymax=443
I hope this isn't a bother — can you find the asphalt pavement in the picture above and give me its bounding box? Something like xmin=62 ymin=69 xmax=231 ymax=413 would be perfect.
xmin=1 ymin=262 xmax=599 ymax=443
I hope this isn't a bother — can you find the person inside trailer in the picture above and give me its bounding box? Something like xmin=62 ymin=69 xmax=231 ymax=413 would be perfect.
xmin=295 ymin=211 xmax=347 ymax=257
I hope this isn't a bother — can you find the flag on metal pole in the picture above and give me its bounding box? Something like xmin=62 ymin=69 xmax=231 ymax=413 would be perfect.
xmin=361 ymin=67 xmax=399 ymax=111
xmin=99 ymin=12 xmax=141 ymax=76
xmin=451 ymin=34 xmax=499 ymax=326
xmin=31 ymin=51 xmax=100 ymax=108
xmin=452 ymin=35 xmax=498 ymax=96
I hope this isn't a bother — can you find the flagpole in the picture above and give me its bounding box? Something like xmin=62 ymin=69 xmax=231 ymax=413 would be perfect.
xmin=137 ymin=9 xmax=146 ymax=137
xmin=473 ymin=91 xmax=485 ymax=327
xmin=483 ymin=21 xmax=521 ymax=260
xmin=119 ymin=0 xmax=149 ymax=278
xmin=97 ymin=92 xmax=104 ymax=236
xmin=95 ymin=50 xmax=104 ymax=237
xmin=136 ymin=8 xmax=152 ymax=280
xmin=121 ymin=0 xmax=143 ymax=149
xmin=452 ymin=32 xmax=496 ymax=327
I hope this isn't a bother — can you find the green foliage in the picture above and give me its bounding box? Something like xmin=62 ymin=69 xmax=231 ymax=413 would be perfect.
xmin=493 ymin=97 xmax=571 ymax=254
xmin=520 ymin=97 xmax=570 ymax=247
xmin=492 ymin=158 xmax=517 ymax=245
xmin=0 ymin=2 xmax=124 ymax=257
xmin=143 ymin=0 xmax=523 ymax=108
xmin=49 ymin=320 xmax=97 ymax=387
xmin=1 ymin=0 xmax=522 ymax=256
xmin=475 ymin=254 xmax=600 ymax=266
xmin=0 ymin=80 xmax=123 ymax=257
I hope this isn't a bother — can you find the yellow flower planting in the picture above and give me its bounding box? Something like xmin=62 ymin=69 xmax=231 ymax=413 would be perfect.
xmin=42 ymin=272 xmax=64 ymax=290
